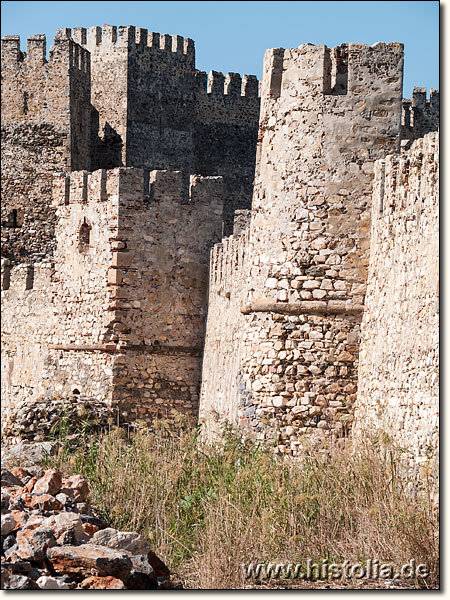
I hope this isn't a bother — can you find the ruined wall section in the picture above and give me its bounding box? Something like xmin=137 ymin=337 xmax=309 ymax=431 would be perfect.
xmin=200 ymin=43 xmax=404 ymax=454
xmin=1 ymin=31 xmax=91 ymax=264
xmin=199 ymin=229 xmax=250 ymax=440
xmin=354 ymin=132 xmax=439 ymax=486
xmin=401 ymin=88 xmax=439 ymax=149
xmin=107 ymin=169 xmax=224 ymax=422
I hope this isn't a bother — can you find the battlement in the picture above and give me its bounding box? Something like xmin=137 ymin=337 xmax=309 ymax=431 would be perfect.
xmin=1 ymin=32 xmax=89 ymax=71
xmin=1 ymin=259 xmax=54 ymax=292
xmin=373 ymin=131 xmax=439 ymax=218
xmin=261 ymin=41 xmax=403 ymax=99
xmin=53 ymin=168 xmax=224 ymax=208
xmin=401 ymin=88 xmax=439 ymax=145
xmin=196 ymin=70 xmax=259 ymax=98
xmin=210 ymin=229 xmax=250 ymax=292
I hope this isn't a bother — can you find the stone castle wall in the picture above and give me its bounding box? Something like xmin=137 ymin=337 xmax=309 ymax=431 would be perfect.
xmin=401 ymin=87 xmax=439 ymax=149
xmin=354 ymin=132 xmax=439 ymax=486
xmin=73 ymin=24 xmax=260 ymax=232
xmin=1 ymin=167 xmax=224 ymax=435
xmin=1 ymin=32 xmax=91 ymax=264
xmin=199 ymin=42 xmax=406 ymax=454
xmin=199 ymin=229 xmax=250 ymax=439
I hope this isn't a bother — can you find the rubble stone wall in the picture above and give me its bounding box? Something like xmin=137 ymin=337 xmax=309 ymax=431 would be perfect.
xmin=1 ymin=167 xmax=224 ymax=435
xmin=401 ymin=88 xmax=439 ymax=149
xmin=199 ymin=42 xmax=405 ymax=454
xmin=354 ymin=132 xmax=439 ymax=486
xmin=1 ymin=32 xmax=91 ymax=264
xmin=199 ymin=229 xmax=250 ymax=439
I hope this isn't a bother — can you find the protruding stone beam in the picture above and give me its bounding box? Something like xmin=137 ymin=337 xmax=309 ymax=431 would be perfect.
xmin=241 ymin=300 xmax=364 ymax=316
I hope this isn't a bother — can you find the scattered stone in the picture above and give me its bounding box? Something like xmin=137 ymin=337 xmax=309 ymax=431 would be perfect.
xmin=90 ymin=527 xmax=151 ymax=555
xmin=0 ymin=463 xmax=170 ymax=590
xmin=60 ymin=474 xmax=89 ymax=502
xmin=36 ymin=575 xmax=74 ymax=589
xmin=1 ymin=469 xmax=24 ymax=487
xmin=48 ymin=544 xmax=133 ymax=579
xmin=33 ymin=468 xmax=62 ymax=496
xmin=78 ymin=575 xmax=127 ymax=589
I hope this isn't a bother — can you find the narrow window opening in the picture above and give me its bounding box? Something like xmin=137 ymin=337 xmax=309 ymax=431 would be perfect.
xmin=23 ymin=91 xmax=28 ymax=115
xmin=5 ymin=208 xmax=24 ymax=228
xmin=78 ymin=218 xmax=92 ymax=253
xmin=72 ymin=388 xmax=81 ymax=395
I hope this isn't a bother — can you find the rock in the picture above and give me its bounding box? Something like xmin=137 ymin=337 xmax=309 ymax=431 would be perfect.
xmin=1 ymin=571 xmax=40 ymax=589
xmin=16 ymin=525 xmax=56 ymax=561
xmin=89 ymin=527 xmax=151 ymax=555
xmin=1 ymin=488 xmax=11 ymax=510
xmin=55 ymin=492 xmax=77 ymax=511
xmin=36 ymin=575 xmax=74 ymax=589
xmin=78 ymin=575 xmax=127 ymax=589
xmin=76 ymin=502 xmax=93 ymax=515
xmin=24 ymin=465 xmax=45 ymax=479
xmin=60 ymin=475 xmax=89 ymax=502
xmin=33 ymin=468 xmax=62 ymax=496
xmin=1 ymin=513 xmax=17 ymax=536
xmin=47 ymin=544 xmax=133 ymax=579
xmin=2 ymin=534 xmax=17 ymax=554
xmin=1 ymin=560 xmax=32 ymax=575
xmin=21 ymin=476 xmax=38 ymax=493
xmin=79 ymin=513 xmax=109 ymax=530
xmin=82 ymin=522 xmax=99 ymax=536
xmin=147 ymin=549 xmax=171 ymax=578
xmin=10 ymin=467 xmax=32 ymax=483
xmin=43 ymin=511 xmax=87 ymax=545
xmin=1 ymin=468 xmax=24 ymax=487
xmin=1 ymin=442 xmax=55 ymax=467
xmin=21 ymin=493 xmax=63 ymax=512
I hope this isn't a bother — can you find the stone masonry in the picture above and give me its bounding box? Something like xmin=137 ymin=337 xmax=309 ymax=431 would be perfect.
xmin=1 ymin=168 xmax=223 ymax=432
xmin=354 ymin=132 xmax=439 ymax=489
xmin=199 ymin=42 xmax=439 ymax=476
xmin=1 ymin=25 xmax=439 ymax=487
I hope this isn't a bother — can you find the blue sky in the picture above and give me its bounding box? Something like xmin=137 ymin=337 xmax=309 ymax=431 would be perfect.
xmin=1 ymin=1 xmax=439 ymax=97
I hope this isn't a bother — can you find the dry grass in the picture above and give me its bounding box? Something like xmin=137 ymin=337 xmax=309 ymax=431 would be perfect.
xmin=49 ymin=415 xmax=439 ymax=589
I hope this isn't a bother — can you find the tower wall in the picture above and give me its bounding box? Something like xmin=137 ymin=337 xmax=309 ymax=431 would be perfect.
xmin=354 ymin=132 xmax=439 ymax=490
xmin=199 ymin=42 xmax=405 ymax=454
xmin=1 ymin=32 xmax=91 ymax=264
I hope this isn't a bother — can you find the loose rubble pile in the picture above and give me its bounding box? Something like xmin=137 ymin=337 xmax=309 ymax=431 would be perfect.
xmin=1 ymin=467 xmax=170 ymax=590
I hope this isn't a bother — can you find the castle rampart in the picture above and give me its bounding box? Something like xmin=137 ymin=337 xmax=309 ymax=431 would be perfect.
xmin=1 ymin=166 xmax=224 ymax=435
xmin=199 ymin=42 xmax=406 ymax=453
xmin=1 ymin=32 xmax=91 ymax=264
xmin=401 ymin=87 xmax=439 ymax=149
xmin=354 ymin=132 xmax=439 ymax=489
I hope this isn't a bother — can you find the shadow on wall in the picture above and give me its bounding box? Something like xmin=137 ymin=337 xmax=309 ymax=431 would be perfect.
xmin=91 ymin=107 xmax=123 ymax=170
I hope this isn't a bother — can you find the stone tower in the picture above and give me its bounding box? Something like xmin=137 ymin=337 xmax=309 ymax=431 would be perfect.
xmin=200 ymin=42 xmax=405 ymax=452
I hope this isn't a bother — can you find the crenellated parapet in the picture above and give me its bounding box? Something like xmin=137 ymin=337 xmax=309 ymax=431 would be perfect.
xmin=401 ymin=87 xmax=439 ymax=148
xmin=371 ymin=131 xmax=439 ymax=224
xmin=68 ymin=24 xmax=195 ymax=70
xmin=355 ymin=131 xmax=439 ymax=488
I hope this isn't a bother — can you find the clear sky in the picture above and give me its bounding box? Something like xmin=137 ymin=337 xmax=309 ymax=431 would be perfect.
xmin=1 ymin=1 xmax=439 ymax=98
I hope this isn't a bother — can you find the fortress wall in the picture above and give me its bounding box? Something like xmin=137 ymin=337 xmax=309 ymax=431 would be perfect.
xmin=199 ymin=229 xmax=250 ymax=440
xmin=1 ymin=32 xmax=91 ymax=264
xmin=194 ymin=72 xmax=260 ymax=233
xmin=401 ymin=88 xmax=439 ymax=149
xmin=105 ymin=169 xmax=224 ymax=422
xmin=354 ymin=132 xmax=439 ymax=487
xmin=199 ymin=42 xmax=405 ymax=454
xmin=1 ymin=260 xmax=56 ymax=432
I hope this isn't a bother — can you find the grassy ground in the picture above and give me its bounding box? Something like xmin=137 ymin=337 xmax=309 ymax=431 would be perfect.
xmin=47 ymin=413 xmax=439 ymax=589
